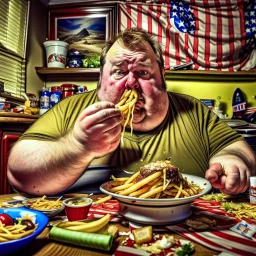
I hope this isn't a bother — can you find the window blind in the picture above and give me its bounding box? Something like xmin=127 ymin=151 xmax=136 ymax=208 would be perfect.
xmin=0 ymin=0 xmax=29 ymax=97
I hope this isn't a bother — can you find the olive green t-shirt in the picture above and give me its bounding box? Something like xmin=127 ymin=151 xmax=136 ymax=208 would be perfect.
xmin=21 ymin=90 xmax=242 ymax=193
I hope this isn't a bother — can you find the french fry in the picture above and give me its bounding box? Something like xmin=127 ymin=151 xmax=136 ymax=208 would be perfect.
xmin=115 ymin=88 xmax=138 ymax=143
xmin=0 ymin=224 xmax=38 ymax=242
xmin=155 ymin=192 xmax=161 ymax=199
xmin=119 ymin=171 xmax=162 ymax=196
xmin=149 ymin=180 xmax=162 ymax=191
xmin=175 ymin=181 xmax=183 ymax=198
xmin=93 ymin=195 xmax=112 ymax=205
xmin=110 ymin=183 xmax=133 ymax=193
xmin=139 ymin=186 xmax=163 ymax=198
xmin=111 ymin=175 xmax=129 ymax=182
xmin=128 ymin=186 xmax=151 ymax=197
xmin=124 ymin=171 xmax=140 ymax=184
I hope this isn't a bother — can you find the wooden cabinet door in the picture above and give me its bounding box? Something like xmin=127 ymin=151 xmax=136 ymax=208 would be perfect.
xmin=1 ymin=134 xmax=20 ymax=194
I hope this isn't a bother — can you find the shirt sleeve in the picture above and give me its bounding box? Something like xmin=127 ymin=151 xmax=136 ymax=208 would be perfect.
xmin=20 ymin=90 xmax=97 ymax=141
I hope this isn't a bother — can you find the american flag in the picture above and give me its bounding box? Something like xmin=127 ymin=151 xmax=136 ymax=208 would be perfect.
xmin=119 ymin=0 xmax=256 ymax=71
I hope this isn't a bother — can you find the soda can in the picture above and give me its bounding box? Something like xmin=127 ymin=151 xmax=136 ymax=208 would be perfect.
xmin=50 ymin=91 xmax=62 ymax=108
xmin=49 ymin=86 xmax=62 ymax=108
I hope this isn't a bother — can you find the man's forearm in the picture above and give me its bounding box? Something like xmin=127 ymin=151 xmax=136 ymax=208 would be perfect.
xmin=7 ymin=131 xmax=93 ymax=195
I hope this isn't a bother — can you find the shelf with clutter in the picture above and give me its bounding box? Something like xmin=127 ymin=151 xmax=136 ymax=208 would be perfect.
xmin=36 ymin=67 xmax=256 ymax=82
xmin=39 ymin=39 xmax=256 ymax=82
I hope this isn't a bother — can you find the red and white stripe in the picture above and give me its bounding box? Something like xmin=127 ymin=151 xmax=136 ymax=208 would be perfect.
xmin=118 ymin=1 xmax=254 ymax=71
xmin=167 ymin=210 xmax=256 ymax=256
xmin=88 ymin=200 xmax=122 ymax=222
xmin=168 ymin=225 xmax=256 ymax=256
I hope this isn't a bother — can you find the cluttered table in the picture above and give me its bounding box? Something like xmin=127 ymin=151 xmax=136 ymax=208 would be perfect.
xmin=0 ymin=193 xmax=256 ymax=256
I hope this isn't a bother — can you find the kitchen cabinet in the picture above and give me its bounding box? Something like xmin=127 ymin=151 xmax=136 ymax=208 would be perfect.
xmin=0 ymin=113 xmax=38 ymax=194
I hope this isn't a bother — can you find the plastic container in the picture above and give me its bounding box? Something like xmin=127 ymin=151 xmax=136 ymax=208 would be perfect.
xmin=249 ymin=176 xmax=256 ymax=204
xmin=61 ymin=84 xmax=78 ymax=98
xmin=43 ymin=40 xmax=69 ymax=68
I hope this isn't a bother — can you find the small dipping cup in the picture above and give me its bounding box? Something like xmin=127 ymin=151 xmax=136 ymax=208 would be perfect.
xmin=63 ymin=197 xmax=93 ymax=221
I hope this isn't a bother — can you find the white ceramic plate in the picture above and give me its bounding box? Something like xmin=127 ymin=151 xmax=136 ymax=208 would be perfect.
xmin=100 ymin=174 xmax=212 ymax=206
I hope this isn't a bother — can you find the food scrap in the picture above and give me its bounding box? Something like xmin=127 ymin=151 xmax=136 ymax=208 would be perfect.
xmin=120 ymin=226 xmax=194 ymax=255
xmin=107 ymin=225 xmax=119 ymax=238
xmin=201 ymin=193 xmax=227 ymax=202
xmin=0 ymin=202 xmax=23 ymax=208
xmin=200 ymin=193 xmax=256 ymax=222
xmin=133 ymin=226 xmax=153 ymax=245
xmin=186 ymin=217 xmax=216 ymax=230
xmin=221 ymin=201 xmax=256 ymax=221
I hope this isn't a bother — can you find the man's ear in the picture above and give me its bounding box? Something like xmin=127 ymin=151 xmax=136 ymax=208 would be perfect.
xmin=162 ymin=69 xmax=165 ymax=77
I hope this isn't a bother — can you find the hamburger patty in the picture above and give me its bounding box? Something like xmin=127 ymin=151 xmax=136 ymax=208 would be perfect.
xmin=135 ymin=160 xmax=179 ymax=183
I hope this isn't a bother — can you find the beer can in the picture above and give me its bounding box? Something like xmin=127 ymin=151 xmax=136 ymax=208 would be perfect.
xmin=39 ymin=88 xmax=50 ymax=115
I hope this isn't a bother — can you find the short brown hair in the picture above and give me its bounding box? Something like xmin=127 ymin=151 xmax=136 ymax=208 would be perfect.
xmin=100 ymin=28 xmax=165 ymax=73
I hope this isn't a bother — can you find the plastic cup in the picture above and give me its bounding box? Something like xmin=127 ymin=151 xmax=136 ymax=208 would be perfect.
xmin=63 ymin=197 xmax=93 ymax=221
xmin=43 ymin=40 xmax=69 ymax=68
xmin=249 ymin=177 xmax=256 ymax=204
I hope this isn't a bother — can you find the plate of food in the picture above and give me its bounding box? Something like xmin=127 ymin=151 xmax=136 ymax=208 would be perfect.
xmin=0 ymin=201 xmax=24 ymax=208
xmin=100 ymin=160 xmax=212 ymax=224
xmin=22 ymin=196 xmax=64 ymax=217
xmin=0 ymin=207 xmax=48 ymax=254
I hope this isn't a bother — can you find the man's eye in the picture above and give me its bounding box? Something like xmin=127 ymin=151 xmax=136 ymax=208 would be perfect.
xmin=115 ymin=70 xmax=125 ymax=76
xmin=138 ymin=70 xmax=149 ymax=76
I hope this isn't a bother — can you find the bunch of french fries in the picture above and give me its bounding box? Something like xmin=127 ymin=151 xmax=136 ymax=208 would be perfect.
xmin=27 ymin=195 xmax=63 ymax=210
xmin=115 ymin=88 xmax=138 ymax=142
xmin=0 ymin=222 xmax=38 ymax=242
xmin=111 ymin=170 xmax=202 ymax=199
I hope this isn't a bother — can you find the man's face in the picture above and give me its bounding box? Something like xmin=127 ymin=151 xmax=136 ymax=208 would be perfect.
xmin=97 ymin=40 xmax=169 ymax=132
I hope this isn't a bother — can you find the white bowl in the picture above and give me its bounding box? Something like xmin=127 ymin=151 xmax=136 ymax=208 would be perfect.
xmin=118 ymin=201 xmax=192 ymax=225
xmin=100 ymin=174 xmax=212 ymax=225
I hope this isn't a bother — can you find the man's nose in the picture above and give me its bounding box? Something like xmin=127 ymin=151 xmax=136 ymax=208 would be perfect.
xmin=125 ymin=72 xmax=139 ymax=89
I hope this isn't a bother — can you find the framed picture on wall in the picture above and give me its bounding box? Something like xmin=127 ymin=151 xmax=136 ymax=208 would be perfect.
xmin=48 ymin=5 xmax=117 ymax=58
